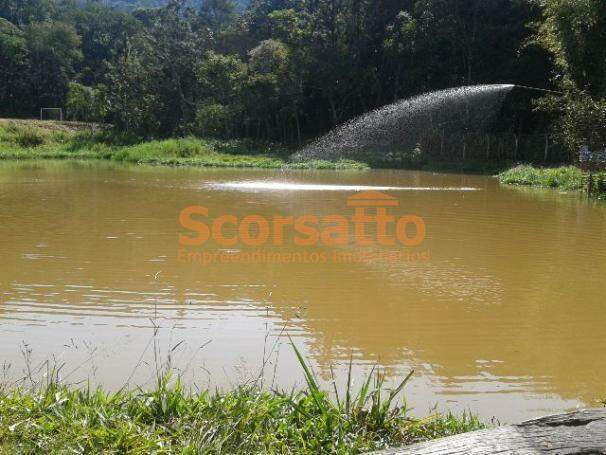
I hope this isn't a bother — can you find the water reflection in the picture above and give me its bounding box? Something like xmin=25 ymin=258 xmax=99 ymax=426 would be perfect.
xmin=0 ymin=160 xmax=605 ymax=423
xmin=213 ymin=181 xmax=480 ymax=191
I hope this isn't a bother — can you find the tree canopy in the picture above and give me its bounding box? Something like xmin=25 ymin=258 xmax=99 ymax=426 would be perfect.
xmin=0 ymin=0 xmax=604 ymax=153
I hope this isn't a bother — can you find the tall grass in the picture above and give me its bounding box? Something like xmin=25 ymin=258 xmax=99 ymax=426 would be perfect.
xmin=498 ymin=165 xmax=586 ymax=191
xmin=499 ymin=164 xmax=606 ymax=198
xmin=0 ymin=121 xmax=369 ymax=170
xmin=0 ymin=122 xmax=50 ymax=148
xmin=108 ymin=137 xmax=289 ymax=168
xmin=0 ymin=343 xmax=482 ymax=454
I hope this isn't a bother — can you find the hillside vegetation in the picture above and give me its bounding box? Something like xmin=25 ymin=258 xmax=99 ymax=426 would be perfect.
xmin=1 ymin=0 xmax=604 ymax=156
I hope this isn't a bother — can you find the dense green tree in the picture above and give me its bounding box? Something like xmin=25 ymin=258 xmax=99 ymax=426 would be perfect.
xmin=104 ymin=36 xmax=161 ymax=132
xmin=0 ymin=0 xmax=56 ymax=26
xmin=0 ymin=18 xmax=28 ymax=116
xmin=65 ymin=81 xmax=107 ymax=121
xmin=198 ymin=0 xmax=238 ymax=30
xmin=244 ymin=39 xmax=290 ymax=138
xmin=135 ymin=1 xmax=208 ymax=133
xmin=536 ymin=0 xmax=606 ymax=97
xmin=194 ymin=51 xmax=246 ymax=136
xmin=197 ymin=51 xmax=245 ymax=106
xmin=24 ymin=21 xmax=82 ymax=113
xmin=534 ymin=0 xmax=606 ymax=154
xmin=0 ymin=0 xmax=602 ymax=156
xmin=70 ymin=3 xmax=140 ymax=86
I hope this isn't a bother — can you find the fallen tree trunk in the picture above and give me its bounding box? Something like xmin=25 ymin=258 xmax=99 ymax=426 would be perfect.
xmin=370 ymin=409 xmax=606 ymax=455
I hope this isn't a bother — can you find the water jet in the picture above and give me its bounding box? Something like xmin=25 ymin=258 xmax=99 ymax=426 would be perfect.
xmin=295 ymin=84 xmax=560 ymax=164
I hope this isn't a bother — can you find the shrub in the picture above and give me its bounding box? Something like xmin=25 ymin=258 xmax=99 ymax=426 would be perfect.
xmin=12 ymin=124 xmax=48 ymax=147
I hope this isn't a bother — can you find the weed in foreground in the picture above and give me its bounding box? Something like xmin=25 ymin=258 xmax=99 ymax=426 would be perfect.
xmin=0 ymin=340 xmax=482 ymax=454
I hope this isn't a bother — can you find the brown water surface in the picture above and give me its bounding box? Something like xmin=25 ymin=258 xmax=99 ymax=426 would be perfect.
xmin=1 ymin=160 xmax=605 ymax=423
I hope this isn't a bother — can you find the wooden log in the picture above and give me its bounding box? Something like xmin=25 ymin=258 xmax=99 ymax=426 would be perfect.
xmin=369 ymin=409 xmax=606 ymax=455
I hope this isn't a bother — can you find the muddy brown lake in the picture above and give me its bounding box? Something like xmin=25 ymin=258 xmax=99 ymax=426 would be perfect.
xmin=1 ymin=160 xmax=605 ymax=423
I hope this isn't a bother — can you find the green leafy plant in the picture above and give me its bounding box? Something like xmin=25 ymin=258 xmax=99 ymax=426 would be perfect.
xmin=0 ymin=342 xmax=483 ymax=454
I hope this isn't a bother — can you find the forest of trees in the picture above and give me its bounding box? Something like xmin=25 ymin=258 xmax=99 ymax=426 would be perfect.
xmin=0 ymin=0 xmax=604 ymax=154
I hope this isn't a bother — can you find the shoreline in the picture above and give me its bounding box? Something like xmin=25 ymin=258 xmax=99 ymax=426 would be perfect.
xmin=3 ymin=119 xmax=605 ymax=197
xmin=498 ymin=164 xmax=606 ymax=198
xmin=0 ymin=119 xmax=369 ymax=171
xmin=0 ymin=347 xmax=484 ymax=454
xmin=0 ymin=119 xmax=508 ymax=175
xmin=0 ymin=381 xmax=482 ymax=453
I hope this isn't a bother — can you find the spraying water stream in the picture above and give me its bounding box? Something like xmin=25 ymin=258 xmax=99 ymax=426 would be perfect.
xmin=296 ymin=84 xmax=515 ymax=161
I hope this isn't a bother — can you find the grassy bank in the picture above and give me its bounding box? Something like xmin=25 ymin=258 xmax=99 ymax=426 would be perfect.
xmin=0 ymin=345 xmax=483 ymax=455
xmin=498 ymin=165 xmax=586 ymax=190
xmin=499 ymin=164 xmax=606 ymax=197
xmin=0 ymin=119 xmax=516 ymax=175
xmin=0 ymin=378 xmax=481 ymax=454
xmin=0 ymin=119 xmax=368 ymax=171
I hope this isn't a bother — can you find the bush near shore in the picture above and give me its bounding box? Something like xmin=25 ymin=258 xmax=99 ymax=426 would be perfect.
xmin=0 ymin=120 xmax=368 ymax=171
xmin=499 ymin=165 xmax=606 ymax=197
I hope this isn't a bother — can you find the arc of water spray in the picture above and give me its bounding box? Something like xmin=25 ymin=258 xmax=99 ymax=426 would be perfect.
xmin=296 ymin=83 xmax=564 ymax=162
xmin=297 ymin=84 xmax=517 ymax=161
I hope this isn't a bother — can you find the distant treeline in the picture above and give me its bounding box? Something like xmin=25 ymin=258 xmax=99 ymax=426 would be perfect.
xmin=93 ymin=0 xmax=249 ymax=12
xmin=0 ymin=0 xmax=604 ymax=158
